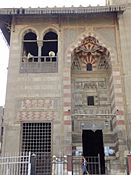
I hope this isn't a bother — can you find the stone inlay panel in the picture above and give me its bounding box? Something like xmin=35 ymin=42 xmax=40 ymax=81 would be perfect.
xmin=20 ymin=98 xmax=57 ymax=110
xmin=16 ymin=98 xmax=59 ymax=122
xmin=17 ymin=111 xmax=57 ymax=121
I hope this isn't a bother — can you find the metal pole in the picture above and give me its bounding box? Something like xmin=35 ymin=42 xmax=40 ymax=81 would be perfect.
xmin=31 ymin=153 xmax=36 ymax=175
xmin=98 ymin=154 xmax=101 ymax=174
xmin=28 ymin=152 xmax=31 ymax=175
xmin=6 ymin=159 xmax=9 ymax=175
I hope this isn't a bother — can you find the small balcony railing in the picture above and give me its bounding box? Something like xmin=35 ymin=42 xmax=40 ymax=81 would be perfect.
xmin=20 ymin=56 xmax=58 ymax=73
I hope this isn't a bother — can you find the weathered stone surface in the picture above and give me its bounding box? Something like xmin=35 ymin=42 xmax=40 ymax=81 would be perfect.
xmin=1 ymin=1 xmax=131 ymax=173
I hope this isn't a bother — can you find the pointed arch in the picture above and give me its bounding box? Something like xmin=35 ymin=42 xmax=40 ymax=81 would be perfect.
xmin=65 ymin=31 xmax=116 ymax=68
xmin=72 ymin=36 xmax=110 ymax=70
xmin=20 ymin=27 xmax=39 ymax=40
xmin=41 ymin=27 xmax=59 ymax=39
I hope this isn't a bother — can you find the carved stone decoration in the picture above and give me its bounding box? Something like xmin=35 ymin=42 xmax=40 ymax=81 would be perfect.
xmin=16 ymin=98 xmax=59 ymax=122
xmin=80 ymin=121 xmax=105 ymax=131
xmin=74 ymin=80 xmax=106 ymax=90
xmin=73 ymin=106 xmax=111 ymax=115
xmin=98 ymin=57 xmax=109 ymax=69
xmin=84 ymin=81 xmax=97 ymax=89
xmin=71 ymin=55 xmax=81 ymax=70
xmin=98 ymin=81 xmax=106 ymax=89
xmin=16 ymin=111 xmax=57 ymax=122
xmin=72 ymin=36 xmax=110 ymax=70
xmin=20 ymin=98 xmax=56 ymax=110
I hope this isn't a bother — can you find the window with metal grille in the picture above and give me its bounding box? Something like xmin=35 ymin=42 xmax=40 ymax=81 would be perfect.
xmin=21 ymin=123 xmax=51 ymax=175
xmin=87 ymin=96 xmax=94 ymax=106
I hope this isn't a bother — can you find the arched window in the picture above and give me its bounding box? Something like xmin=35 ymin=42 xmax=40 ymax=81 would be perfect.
xmin=20 ymin=30 xmax=58 ymax=73
xmin=22 ymin=31 xmax=38 ymax=62
xmin=42 ymin=31 xmax=58 ymax=58
xmin=86 ymin=63 xmax=92 ymax=71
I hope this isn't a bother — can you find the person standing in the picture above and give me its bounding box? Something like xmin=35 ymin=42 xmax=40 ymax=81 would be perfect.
xmin=81 ymin=157 xmax=88 ymax=175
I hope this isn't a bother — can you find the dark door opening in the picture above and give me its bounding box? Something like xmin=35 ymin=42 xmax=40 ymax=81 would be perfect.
xmin=82 ymin=129 xmax=105 ymax=174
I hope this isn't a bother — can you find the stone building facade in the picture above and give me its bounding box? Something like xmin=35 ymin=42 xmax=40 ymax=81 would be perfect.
xmin=0 ymin=0 xmax=131 ymax=174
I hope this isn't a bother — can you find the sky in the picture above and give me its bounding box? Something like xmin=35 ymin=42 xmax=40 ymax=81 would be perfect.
xmin=0 ymin=0 xmax=105 ymax=8
xmin=0 ymin=0 xmax=105 ymax=106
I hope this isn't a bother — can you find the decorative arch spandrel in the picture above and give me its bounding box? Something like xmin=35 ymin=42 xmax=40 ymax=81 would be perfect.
xmin=71 ymin=36 xmax=111 ymax=71
xmin=65 ymin=31 xmax=117 ymax=68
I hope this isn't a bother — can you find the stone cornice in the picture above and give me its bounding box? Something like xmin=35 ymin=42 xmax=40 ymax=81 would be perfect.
xmin=0 ymin=5 xmax=126 ymax=15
